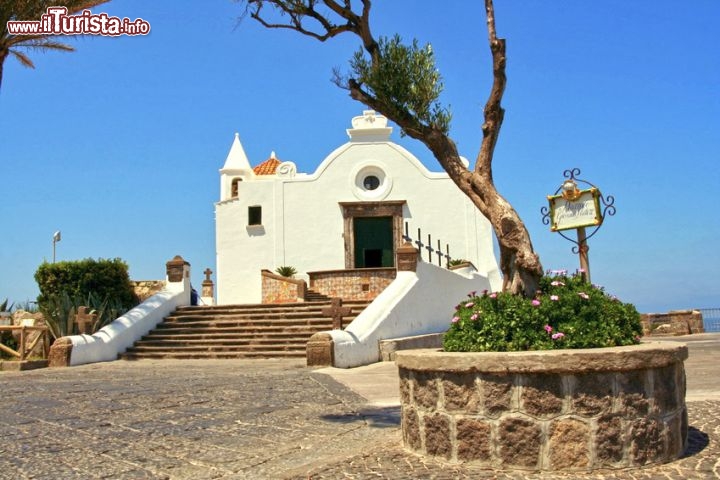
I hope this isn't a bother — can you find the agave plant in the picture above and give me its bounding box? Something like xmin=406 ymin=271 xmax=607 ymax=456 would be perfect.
xmin=39 ymin=291 xmax=77 ymax=339
xmin=448 ymin=259 xmax=470 ymax=267
xmin=275 ymin=266 xmax=298 ymax=278
xmin=39 ymin=291 xmax=127 ymax=339
xmin=0 ymin=298 xmax=12 ymax=312
xmin=85 ymin=291 xmax=125 ymax=333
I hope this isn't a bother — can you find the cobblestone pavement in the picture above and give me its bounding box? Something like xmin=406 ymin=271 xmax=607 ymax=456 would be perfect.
xmin=0 ymin=336 xmax=718 ymax=479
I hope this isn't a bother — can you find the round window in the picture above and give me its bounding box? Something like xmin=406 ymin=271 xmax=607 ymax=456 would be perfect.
xmin=351 ymin=163 xmax=392 ymax=200
xmin=363 ymin=175 xmax=380 ymax=190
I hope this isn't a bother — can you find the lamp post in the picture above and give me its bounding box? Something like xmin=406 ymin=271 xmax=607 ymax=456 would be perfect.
xmin=52 ymin=231 xmax=61 ymax=263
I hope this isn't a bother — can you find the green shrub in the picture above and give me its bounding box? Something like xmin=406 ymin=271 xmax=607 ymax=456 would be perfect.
xmin=275 ymin=266 xmax=298 ymax=277
xmin=35 ymin=258 xmax=138 ymax=309
xmin=443 ymin=271 xmax=642 ymax=352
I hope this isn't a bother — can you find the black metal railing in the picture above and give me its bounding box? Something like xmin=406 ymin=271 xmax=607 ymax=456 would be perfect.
xmin=699 ymin=308 xmax=720 ymax=332
xmin=402 ymin=222 xmax=453 ymax=268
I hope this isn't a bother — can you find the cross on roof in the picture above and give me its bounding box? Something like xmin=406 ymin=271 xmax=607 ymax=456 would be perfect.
xmin=203 ymin=268 xmax=213 ymax=282
xmin=322 ymin=298 xmax=352 ymax=330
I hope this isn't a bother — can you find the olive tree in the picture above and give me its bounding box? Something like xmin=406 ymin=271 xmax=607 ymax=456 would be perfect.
xmin=240 ymin=0 xmax=543 ymax=296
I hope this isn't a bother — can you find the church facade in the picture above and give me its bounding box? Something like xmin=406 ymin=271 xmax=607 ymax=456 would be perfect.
xmin=215 ymin=110 xmax=500 ymax=305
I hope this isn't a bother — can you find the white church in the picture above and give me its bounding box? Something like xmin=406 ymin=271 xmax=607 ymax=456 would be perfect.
xmin=215 ymin=110 xmax=501 ymax=305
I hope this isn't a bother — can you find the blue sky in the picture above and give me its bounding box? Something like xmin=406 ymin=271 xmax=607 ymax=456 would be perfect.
xmin=1 ymin=1 xmax=718 ymax=313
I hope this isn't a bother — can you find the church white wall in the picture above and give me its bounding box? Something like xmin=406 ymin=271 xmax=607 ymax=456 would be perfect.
xmin=216 ymin=180 xmax=278 ymax=304
xmin=215 ymin=112 xmax=501 ymax=305
xmin=327 ymin=261 xmax=493 ymax=368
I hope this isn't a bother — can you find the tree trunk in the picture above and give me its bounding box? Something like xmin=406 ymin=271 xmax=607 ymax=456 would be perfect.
xmin=0 ymin=51 xmax=6 ymax=92
xmin=420 ymin=129 xmax=543 ymax=298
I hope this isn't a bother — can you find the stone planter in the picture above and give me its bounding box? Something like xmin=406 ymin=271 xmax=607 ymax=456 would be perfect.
xmin=395 ymin=343 xmax=688 ymax=472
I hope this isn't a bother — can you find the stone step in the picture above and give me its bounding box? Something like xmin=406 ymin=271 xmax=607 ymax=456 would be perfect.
xmin=154 ymin=319 xmax=334 ymax=330
xmin=174 ymin=301 xmax=370 ymax=315
xmin=304 ymin=289 xmax=332 ymax=302
xmin=163 ymin=311 xmax=345 ymax=322
xmin=126 ymin=343 xmax=306 ymax=353
xmin=120 ymin=299 xmax=368 ymax=361
xmin=119 ymin=350 xmax=307 ymax=360
xmin=134 ymin=334 xmax=316 ymax=343
xmin=132 ymin=340 xmax=311 ymax=349
xmin=140 ymin=331 xmax=321 ymax=341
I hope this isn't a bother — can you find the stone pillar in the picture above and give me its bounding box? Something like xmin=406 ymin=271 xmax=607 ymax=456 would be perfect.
xmin=306 ymin=333 xmax=334 ymax=367
xmin=166 ymin=255 xmax=192 ymax=306
xmin=396 ymin=242 xmax=419 ymax=272
xmin=48 ymin=337 xmax=73 ymax=368
xmin=201 ymin=268 xmax=215 ymax=306
xmin=166 ymin=255 xmax=190 ymax=282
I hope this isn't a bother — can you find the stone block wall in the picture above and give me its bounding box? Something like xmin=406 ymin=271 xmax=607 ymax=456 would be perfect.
xmin=131 ymin=280 xmax=165 ymax=302
xmin=396 ymin=345 xmax=688 ymax=472
xmin=261 ymin=270 xmax=306 ymax=304
xmin=641 ymin=310 xmax=704 ymax=336
xmin=308 ymin=268 xmax=395 ymax=301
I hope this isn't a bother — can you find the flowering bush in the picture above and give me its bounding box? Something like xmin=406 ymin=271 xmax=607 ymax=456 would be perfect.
xmin=442 ymin=271 xmax=642 ymax=352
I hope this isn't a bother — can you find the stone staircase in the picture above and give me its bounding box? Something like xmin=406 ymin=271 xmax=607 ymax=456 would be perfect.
xmin=118 ymin=300 xmax=370 ymax=360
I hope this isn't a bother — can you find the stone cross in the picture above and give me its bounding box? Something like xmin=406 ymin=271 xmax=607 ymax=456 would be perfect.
xmin=75 ymin=306 xmax=97 ymax=335
xmin=204 ymin=268 xmax=213 ymax=282
xmin=322 ymin=298 xmax=352 ymax=330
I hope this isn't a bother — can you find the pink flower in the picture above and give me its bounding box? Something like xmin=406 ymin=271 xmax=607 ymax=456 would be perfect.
xmin=468 ymin=290 xmax=477 ymax=297
xmin=465 ymin=302 xmax=474 ymax=308
xmin=532 ymin=299 xmax=541 ymax=307
xmin=552 ymin=332 xmax=565 ymax=340
xmin=470 ymin=313 xmax=478 ymax=321
xmin=550 ymin=295 xmax=559 ymax=301
xmin=451 ymin=316 xmax=460 ymax=323
xmin=578 ymin=292 xmax=590 ymax=300
xmin=489 ymin=292 xmax=497 ymax=299
xmin=551 ymin=281 xmax=565 ymax=287
xmin=544 ymin=325 xmax=553 ymax=333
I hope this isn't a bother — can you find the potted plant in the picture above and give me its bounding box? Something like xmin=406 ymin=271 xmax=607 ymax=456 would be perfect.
xmin=395 ymin=271 xmax=688 ymax=472
xmin=275 ymin=266 xmax=298 ymax=278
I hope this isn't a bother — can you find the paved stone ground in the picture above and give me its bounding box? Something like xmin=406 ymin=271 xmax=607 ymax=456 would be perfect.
xmin=0 ymin=334 xmax=718 ymax=479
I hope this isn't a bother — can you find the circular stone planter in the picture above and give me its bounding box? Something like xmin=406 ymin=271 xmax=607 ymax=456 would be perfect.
xmin=395 ymin=343 xmax=688 ymax=472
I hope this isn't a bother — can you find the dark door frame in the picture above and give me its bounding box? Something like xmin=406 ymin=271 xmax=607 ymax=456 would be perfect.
xmin=339 ymin=201 xmax=406 ymax=269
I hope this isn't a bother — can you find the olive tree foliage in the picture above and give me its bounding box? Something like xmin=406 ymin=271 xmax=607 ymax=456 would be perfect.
xmin=240 ymin=0 xmax=544 ymax=297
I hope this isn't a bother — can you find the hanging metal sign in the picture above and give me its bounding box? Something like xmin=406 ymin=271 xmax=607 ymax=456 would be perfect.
xmin=541 ymin=168 xmax=615 ymax=284
xmin=547 ymin=186 xmax=603 ymax=232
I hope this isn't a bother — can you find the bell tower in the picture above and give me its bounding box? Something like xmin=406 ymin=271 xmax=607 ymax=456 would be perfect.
xmin=219 ymin=133 xmax=255 ymax=201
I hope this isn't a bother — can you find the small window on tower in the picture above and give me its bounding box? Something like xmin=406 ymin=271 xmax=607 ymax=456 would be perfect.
xmin=248 ymin=206 xmax=262 ymax=226
xmin=231 ymin=178 xmax=242 ymax=198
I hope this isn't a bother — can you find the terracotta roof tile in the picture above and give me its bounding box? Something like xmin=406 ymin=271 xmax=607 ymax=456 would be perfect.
xmin=253 ymin=157 xmax=281 ymax=175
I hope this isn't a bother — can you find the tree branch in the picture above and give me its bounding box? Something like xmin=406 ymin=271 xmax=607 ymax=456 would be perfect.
xmin=476 ymin=0 xmax=506 ymax=182
xmin=245 ymin=0 xmax=361 ymax=42
xmin=348 ymin=78 xmax=472 ymax=191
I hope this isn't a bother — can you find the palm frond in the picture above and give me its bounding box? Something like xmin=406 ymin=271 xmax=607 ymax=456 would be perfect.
xmin=9 ymin=49 xmax=34 ymax=68
xmin=20 ymin=38 xmax=75 ymax=52
xmin=0 ymin=0 xmax=113 ymax=89
xmin=64 ymin=0 xmax=112 ymax=13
